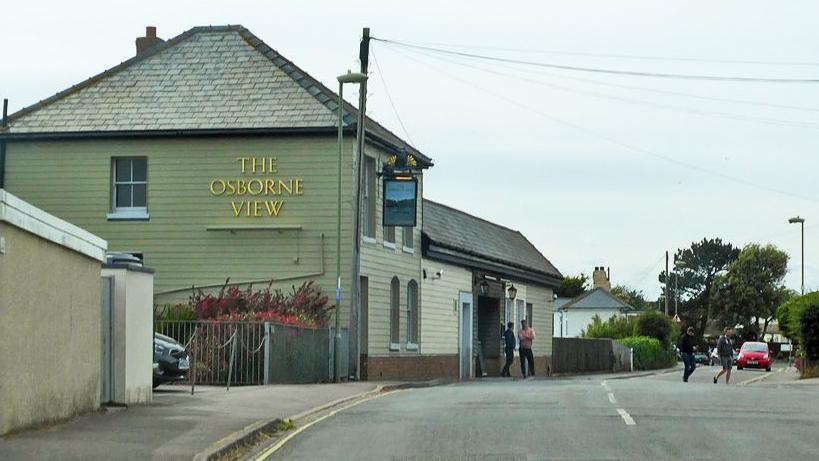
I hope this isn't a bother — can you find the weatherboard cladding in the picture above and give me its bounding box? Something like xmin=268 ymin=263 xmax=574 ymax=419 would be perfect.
xmin=422 ymin=200 xmax=562 ymax=281
xmin=3 ymin=25 xmax=431 ymax=165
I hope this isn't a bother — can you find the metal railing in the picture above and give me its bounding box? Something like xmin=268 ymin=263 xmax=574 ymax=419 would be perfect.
xmin=154 ymin=320 xmax=347 ymax=387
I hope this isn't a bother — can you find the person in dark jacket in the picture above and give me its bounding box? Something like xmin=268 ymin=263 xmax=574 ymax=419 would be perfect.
xmin=713 ymin=327 xmax=734 ymax=384
xmin=679 ymin=326 xmax=697 ymax=382
xmin=501 ymin=322 xmax=515 ymax=377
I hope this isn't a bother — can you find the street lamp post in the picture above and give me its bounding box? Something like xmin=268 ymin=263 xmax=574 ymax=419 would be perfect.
xmin=788 ymin=216 xmax=806 ymax=295
xmin=335 ymin=71 xmax=368 ymax=382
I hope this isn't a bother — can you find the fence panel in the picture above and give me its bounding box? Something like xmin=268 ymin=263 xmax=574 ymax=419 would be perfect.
xmin=552 ymin=337 xmax=632 ymax=374
xmin=266 ymin=325 xmax=331 ymax=384
xmin=155 ymin=320 xmax=266 ymax=386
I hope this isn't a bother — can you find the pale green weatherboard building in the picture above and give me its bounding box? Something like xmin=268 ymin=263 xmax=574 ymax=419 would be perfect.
xmin=0 ymin=25 xmax=562 ymax=380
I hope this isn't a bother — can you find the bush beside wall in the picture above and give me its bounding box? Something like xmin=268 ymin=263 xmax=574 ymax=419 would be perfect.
xmin=619 ymin=336 xmax=676 ymax=371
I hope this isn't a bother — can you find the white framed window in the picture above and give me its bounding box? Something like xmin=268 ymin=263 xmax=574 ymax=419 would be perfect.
xmin=390 ymin=276 xmax=400 ymax=350
xmin=109 ymin=157 xmax=148 ymax=220
xmin=402 ymin=227 xmax=414 ymax=253
xmin=363 ymin=156 xmax=376 ymax=239
xmin=384 ymin=225 xmax=396 ymax=247
xmin=407 ymin=280 xmax=419 ymax=349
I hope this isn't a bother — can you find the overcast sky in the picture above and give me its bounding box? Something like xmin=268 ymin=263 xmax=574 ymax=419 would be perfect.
xmin=3 ymin=1 xmax=819 ymax=298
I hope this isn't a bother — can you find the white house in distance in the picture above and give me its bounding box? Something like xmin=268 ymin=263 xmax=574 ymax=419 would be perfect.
xmin=553 ymin=267 xmax=636 ymax=338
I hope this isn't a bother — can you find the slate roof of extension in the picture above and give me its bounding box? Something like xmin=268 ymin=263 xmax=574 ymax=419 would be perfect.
xmin=2 ymin=25 xmax=430 ymax=165
xmin=423 ymin=200 xmax=562 ymax=284
xmin=558 ymin=287 xmax=635 ymax=312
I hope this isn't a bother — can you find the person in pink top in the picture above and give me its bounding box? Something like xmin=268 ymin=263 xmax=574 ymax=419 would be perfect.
xmin=518 ymin=319 xmax=535 ymax=377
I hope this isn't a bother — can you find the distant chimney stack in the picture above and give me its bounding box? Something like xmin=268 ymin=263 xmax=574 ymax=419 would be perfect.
xmin=136 ymin=26 xmax=164 ymax=55
xmin=592 ymin=266 xmax=611 ymax=291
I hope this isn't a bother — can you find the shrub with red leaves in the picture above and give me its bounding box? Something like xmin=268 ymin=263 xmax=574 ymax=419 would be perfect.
xmin=190 ymin=280 xmax=333 ymax=328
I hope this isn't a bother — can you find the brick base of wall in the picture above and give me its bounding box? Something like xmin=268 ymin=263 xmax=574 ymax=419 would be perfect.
xmin=482 ymin=355 xmax=552 ymax=378
xmin=364 ymin=355 xmax=459 ymax=381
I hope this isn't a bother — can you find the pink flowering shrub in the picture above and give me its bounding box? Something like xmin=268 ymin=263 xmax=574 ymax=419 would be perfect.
xmin=190 ymin=280 xmax=333 ymax=328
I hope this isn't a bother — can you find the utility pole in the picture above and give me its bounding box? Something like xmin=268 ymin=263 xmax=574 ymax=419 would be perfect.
xmin=665 ymin=251 xmax=669 ymax=316
xmin=350 ymin=27 xmax=370 ymax=381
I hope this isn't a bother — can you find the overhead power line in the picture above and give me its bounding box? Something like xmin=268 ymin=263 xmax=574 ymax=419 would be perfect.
xmin=393 ymin=45 xmax=819 ymax=130
xmin=371 ymin=47 xmax=416 ymax=146
xmin=381 ymin=44 xmax=819 ymax=205
xmin=373 ymin=38 xmax=819 ymax=83
xmin=373 ymin=39 xmax=819 ymax=67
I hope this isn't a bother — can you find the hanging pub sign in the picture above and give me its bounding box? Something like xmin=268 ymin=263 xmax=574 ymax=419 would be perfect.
xmin=383 ymin=176 xmax=418 ymax=227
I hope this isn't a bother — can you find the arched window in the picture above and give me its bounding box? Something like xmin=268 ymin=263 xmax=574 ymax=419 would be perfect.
xmin=407 ymin=280 xmax=419 ymax=346
xmin=390 ymin=277 xmax=400 ymax=348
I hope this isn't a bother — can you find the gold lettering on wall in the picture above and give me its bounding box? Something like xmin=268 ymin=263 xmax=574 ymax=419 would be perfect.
xmin=211 ymin=157 xmax=302 ymax=218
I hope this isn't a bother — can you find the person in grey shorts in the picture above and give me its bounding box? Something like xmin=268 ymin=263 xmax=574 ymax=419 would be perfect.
xmin=713 ymin=327 xmax=734 ymax=384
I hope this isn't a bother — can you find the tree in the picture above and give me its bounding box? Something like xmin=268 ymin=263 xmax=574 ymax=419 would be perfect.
xmin=710 ymin=243 xmax=790 ymax=341
xmin=636 ymin=310 xmax=674 ymax=346
xmin=658 ymin=238 xmax=740 ymax=336
xmin=556 ymin=273 xmax=589 ymax=298
xmin=611 ymin=285 xmax=651 ymax=310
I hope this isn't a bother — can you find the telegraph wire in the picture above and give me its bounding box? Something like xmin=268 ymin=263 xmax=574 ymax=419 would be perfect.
xmin=474 ymin=58 xmax=819 ymax=114
xmin=391 ymin=44 xmax=819 ymax=130
xmin=375 ymin=38 xmax=819 ymax=67
xmin=371 ymin=46 xmax=417 ymax=147
xmin=372 ymin=38 xmax=819 ymax=83
xmin=380 ymin=44 xmax=819 ymax=205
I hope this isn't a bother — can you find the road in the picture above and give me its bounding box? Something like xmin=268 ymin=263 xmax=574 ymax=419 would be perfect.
xmin=261 ymin=365 xmax=818 ymax=460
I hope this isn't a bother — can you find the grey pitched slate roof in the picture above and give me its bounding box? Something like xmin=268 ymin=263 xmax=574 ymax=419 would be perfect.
xmin=558 ymin=287 xmax=634 ymax=312
xmin=2 ymin=25 xmax=430 ymax=165
xmin=422 ymin=200 xmax=562 ymax=286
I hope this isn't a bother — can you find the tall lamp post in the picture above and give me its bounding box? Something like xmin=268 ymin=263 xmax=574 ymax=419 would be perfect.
xmin=788 ymin=216 xmax=806 ymax=295
xmin=335 ymin=71 xmax=368 ymax=382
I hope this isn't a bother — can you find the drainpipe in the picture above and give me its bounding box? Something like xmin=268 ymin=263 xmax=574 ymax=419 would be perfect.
xmin=0 ymin=98 xmax=8 ymax=188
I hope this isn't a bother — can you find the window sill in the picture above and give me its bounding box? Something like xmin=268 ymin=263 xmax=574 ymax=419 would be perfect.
xmin=389 ymin=343 xmax=400 ymax=352
xmin=384 ymin=242 xmax=397 ymax=250
xmin=406 ymin=343 xmax=419 ymax=351
xmin=362 ymin=236 xmax=377 ymax=245
xmin=402 ymin=246 xmax=415 ymax=255
xmin=107 ymin=211 xmax=150 ymax=221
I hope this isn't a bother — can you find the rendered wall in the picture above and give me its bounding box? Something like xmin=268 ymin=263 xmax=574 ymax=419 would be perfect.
xmin=0 ymin=223 xmax=101 ymax=435
xmin=102 ymin=266 xmax=154 ymax=404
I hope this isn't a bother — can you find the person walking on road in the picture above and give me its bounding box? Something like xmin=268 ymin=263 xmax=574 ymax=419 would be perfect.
xmin=679 ymin=326 xmax=697 ymax=382
xmin=519 ymin=319 xmax=535 ymax=378
xmin=713 ymin=327 xmax=734 ymax=384
xmin=501 ymin=322 xmax=516 ymax=377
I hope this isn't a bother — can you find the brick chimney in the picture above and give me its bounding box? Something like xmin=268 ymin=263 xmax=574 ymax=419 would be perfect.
xmin=592 ymin=266 xmax=611 ymax=291
xmin=136 ymin=26 xmax=164 ymax=55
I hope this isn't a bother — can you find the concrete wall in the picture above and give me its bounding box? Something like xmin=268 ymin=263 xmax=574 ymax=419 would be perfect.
xmin=0 ymin=202 xmax=106 ymax=434
xmin=102 ymin=265 xmax=154 ymax=404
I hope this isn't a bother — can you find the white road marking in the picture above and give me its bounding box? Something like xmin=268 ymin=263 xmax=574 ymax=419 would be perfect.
xmin=608 ymin=392 xmax=617 ymax=404
xmin=617 ymin=408 xmax=636 ymax=426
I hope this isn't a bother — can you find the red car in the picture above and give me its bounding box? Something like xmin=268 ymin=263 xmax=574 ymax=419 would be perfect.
xmin=736 ymin=342 xmax=772 ymax=371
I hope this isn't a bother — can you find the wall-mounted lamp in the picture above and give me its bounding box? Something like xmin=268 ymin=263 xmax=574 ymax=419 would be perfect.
xmin=434 ymin=269 xmax=444 ymax=280
xmin=507 ymin=283 xmax=518 ymax=300
xmin=478 ymin=276 xmax=489 ymax=296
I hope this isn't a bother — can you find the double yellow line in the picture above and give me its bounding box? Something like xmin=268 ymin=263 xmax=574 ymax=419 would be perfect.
xmin=250 ymin=391 xmax=398 ymax=460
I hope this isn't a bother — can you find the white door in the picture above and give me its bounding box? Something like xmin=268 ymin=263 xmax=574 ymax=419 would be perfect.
xmin=458 ymin=292 xmax=473 ymax=380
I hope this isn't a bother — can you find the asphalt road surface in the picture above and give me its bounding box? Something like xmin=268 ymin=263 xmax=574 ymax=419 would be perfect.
xmin=262 ymin=366 xmax=818 ymax=461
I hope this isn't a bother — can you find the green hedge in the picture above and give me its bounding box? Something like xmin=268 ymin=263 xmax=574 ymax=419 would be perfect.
xmin=619 ymin=336 xmax=677 ymax=370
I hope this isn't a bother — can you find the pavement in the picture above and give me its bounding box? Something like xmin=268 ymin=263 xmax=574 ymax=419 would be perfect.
xmin=0 ymin=382 xmax=379 ymax=461
xmin=255 ymin=366 xmax=819 ymax=461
